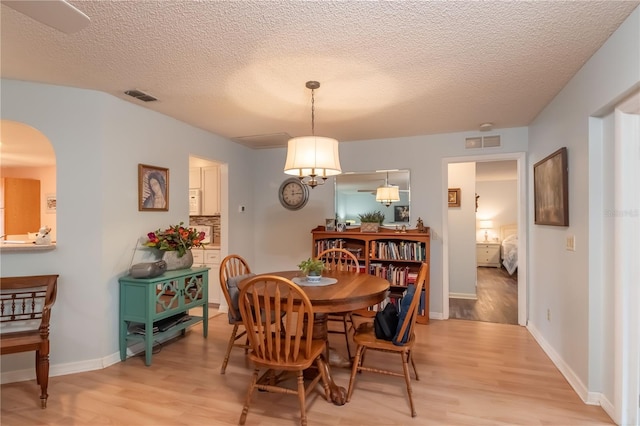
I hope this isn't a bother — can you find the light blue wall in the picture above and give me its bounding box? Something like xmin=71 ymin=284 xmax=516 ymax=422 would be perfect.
xmin=0 ymin=79 xmax=254 ymax=375
xmin=448 ymin=162 xmax=477 ymax=296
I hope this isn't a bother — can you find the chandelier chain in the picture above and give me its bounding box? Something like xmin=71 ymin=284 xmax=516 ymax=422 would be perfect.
xmin=311 ymin=87 xmax=315 ymax=136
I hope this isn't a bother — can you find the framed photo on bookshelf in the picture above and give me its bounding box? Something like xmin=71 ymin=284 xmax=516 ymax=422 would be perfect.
xmin=336 ymin=222 xmax=347 ymax=232
xmin=325 ymin=218 xmax=336 ymax=231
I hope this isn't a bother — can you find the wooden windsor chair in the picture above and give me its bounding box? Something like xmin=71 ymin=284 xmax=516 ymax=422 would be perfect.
xmin=218 ymin=254 xmax=254 ymax=374
xmin=316 ymin=248 xmax=359 ymax=360
xmin=238 ymin=275 xmax=330 ymax=426
xmin=346 ymin=262 xmax=429 ymax=418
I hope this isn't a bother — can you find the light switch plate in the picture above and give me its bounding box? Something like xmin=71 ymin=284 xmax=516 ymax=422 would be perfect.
xmin=566 ymin=235 xmax=575 ymax=251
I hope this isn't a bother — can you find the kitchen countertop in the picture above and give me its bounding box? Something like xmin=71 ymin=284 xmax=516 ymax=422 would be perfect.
xmin=196 ymin=244 xmax=220 ymax=250
xmin=0 ymin=242 xmax=56 ymax=253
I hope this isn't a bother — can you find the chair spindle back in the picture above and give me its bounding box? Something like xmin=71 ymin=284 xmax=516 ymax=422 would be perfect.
xmin=239 ymin=275 xmax=315 ymax=364
xmin=317 ymin=248 xmax=359 ymax=273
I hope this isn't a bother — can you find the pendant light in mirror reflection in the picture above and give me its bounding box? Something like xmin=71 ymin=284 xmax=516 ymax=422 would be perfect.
xmin=375 ymin=171 xmax=400 ymax=207
xmin=284 ymin=81 xmax=341 ymax=188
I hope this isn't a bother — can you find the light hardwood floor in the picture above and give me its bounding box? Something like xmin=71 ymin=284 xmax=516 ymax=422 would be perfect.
xmin=1 ymin=312 xmax=613 ymax=425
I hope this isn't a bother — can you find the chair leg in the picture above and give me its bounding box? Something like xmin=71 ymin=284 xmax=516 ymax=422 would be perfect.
xmin=221 ymin=324 xmax=239 ymax=374
xmin=346 ymin=344 xmax=364 ymax=402
xmin=342 ymin=314 xmax=352 ymax=360
xmin=409 ymin=349 xmax=419 ymax=381
xmin=34 ymin=351 xmax=41 ymax=384
xmin=401 ymin=351 xmax=416 ymax=417
xmin=36 ymin=349 xmax=50 ymax=409
xmin=239 ymin=368 xmax=259 ymax=425
xmin=296 ymin=370 xmax=307 ymax=426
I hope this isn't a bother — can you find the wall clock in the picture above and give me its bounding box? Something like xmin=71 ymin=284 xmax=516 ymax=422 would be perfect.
xmin=278 ymin=178 xmax=309 ymax=211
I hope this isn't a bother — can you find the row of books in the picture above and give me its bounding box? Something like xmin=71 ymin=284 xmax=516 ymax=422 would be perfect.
xmin=366 ymin=285 xmax=425 ymax=317
xmin=369 ymin=240 xmax=426 ymax=261
xmin=369 ymin=263 xmax=417 ymax=287
xmin=314 ymin=239 xmax=364 ymax=259
xmin=315 ymin=239 xmax=426 ymax=262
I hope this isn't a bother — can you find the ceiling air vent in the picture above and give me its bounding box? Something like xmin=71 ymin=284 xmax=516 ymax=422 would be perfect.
xmin=124 ymin=89 xmax=158 ymax=102
xmin=465 ymin=135 xmax=501 ymax=149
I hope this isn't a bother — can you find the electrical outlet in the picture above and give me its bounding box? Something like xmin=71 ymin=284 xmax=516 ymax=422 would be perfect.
xmin=547 ymin=309 xmax=551 ymax=322
xmin=566 ymin=235 xmax=575 ymax=251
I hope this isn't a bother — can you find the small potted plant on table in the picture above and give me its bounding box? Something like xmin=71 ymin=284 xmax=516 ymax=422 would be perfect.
xmin=298 ymin=258 xmax=326 ymax=283
xmin=358 ymin=210 xmax=385 ymax=233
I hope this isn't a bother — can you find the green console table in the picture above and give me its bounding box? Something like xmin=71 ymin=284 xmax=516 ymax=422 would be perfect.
xmin=119 ymin=267 xmax=209 ymax=366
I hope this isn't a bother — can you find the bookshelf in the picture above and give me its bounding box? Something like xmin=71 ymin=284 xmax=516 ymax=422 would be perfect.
xmin=311 ymin=226 xmax=430 ymax=324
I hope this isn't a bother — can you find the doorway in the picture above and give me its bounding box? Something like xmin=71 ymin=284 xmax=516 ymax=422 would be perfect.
xmin=442 ymin=152 xmax=527 ymax=326
xmin=448 ymin=160 xmax=519 ymax=324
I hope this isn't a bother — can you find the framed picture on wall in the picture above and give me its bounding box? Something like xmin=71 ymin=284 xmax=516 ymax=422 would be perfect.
xmin=448 ymin=188 xmax=461 ymax=207
xmin=138 ymin=164 xmax=169 ymax=211
xmin=394 ymin=205 xmax=410 ymax=222
xmin=534 ymin=147 xmax=569 ymax=226
xmin=45 ymin=194 xmax=57 ymax=213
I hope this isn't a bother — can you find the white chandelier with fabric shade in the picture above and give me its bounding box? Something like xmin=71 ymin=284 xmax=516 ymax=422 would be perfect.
xmin=284 ymin=81 xmax=341 ymax=188
xmin=375 ymin=171 xmax=400 ymax=207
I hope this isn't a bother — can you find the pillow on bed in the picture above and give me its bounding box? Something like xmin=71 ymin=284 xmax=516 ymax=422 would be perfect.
xmin=503 ymin=234 xmax=517 ymax=243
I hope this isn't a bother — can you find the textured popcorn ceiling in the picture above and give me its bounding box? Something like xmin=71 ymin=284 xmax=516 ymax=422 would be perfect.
xmin=1 ymin=0 xmax=638 ymax=154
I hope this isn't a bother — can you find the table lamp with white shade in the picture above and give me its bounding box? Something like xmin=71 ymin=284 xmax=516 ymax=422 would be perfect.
xmin=479 ymin=220 xmax=493 ymax=242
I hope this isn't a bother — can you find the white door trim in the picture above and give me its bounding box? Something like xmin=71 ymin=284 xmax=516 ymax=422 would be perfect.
xmin=613 ymin=91 xmax=639 ymax=426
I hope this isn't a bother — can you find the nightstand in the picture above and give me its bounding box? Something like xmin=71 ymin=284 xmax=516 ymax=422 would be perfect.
xmin=476 ymin=242 xmax=501 ymax=268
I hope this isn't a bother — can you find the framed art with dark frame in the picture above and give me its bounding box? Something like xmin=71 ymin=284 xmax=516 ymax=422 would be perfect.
xmin=448 ymin=188 xmax=461 ymax=207
xmin=138 ymin=164 xmax=169 ymax=211
xmin=394 ymin=205 xmax=410 ymax=222
xmin=534 ymin=147 xmax=569 ymax=226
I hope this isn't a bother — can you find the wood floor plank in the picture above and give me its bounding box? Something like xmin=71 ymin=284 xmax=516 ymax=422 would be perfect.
xmin=1 ymin=313 xmax=612 ymax=425
xmin=449 ymin=267 xmax=518 ymax=324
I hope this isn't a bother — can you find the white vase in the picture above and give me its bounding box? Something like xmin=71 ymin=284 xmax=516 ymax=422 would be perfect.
xmin=306 ymin=275 xmax=322 ymax=283
xmin=162 ymin=250 xmax=193 ymax=271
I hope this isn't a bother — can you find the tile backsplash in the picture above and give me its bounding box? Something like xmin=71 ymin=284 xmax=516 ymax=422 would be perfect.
xmin=189 ymin=215 xmax=220 ymax=244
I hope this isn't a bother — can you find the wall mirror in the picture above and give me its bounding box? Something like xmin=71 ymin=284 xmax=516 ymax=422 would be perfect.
xmin=335 ymin=169 xmax=411 ymax=226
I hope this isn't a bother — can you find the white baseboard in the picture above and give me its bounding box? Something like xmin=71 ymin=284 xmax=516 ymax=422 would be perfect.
xmin=527 ymin=322 xmax=595 ymax=405
xmin=449 ymin=292 xmax=478 ymax=300
xmin=429 ymin=311 xmax=444 ymax=320
xmin=598 ymin=393 xmax=619 ymax=424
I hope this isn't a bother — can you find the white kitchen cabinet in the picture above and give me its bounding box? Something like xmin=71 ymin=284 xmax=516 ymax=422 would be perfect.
xmin=189 ymin=168 xmax=201 ymax=189
xmin=193 ymin=248 xmax=221 ymax=304
xmin=201 ymin=166 xmax=220 ymax=215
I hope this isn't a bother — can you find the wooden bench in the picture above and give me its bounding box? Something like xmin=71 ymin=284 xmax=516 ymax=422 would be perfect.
xmin=1 ymin=274 xmax=58 ymax=408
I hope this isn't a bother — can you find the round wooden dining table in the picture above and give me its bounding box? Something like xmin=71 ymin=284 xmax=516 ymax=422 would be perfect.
xmin=239 ymin=269 xmax=389 ymax=405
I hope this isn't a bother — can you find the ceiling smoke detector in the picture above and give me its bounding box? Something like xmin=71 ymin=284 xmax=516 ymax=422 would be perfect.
xmin=479 ymin=122 xmax=493 ymax=132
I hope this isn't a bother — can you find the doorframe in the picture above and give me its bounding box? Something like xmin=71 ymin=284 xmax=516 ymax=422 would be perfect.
xmin=612 ymin=92 xmax=639 ymax=425
xmin=442 ymin=152 xmax=528 ymax=325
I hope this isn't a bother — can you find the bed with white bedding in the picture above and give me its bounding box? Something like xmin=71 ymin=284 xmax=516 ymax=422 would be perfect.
xmin=501 ymin=224 xmax=518 ymax=275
